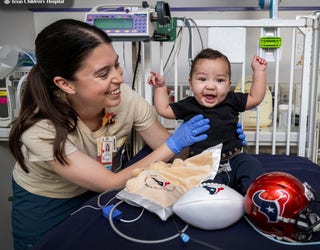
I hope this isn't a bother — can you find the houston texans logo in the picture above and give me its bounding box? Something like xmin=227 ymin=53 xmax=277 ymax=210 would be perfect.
xmin=252 ymin=190 xmax=289 ymax=222
xmin=143 ymin=174 xmax=176 ymax=192
xmin=200 ymin=180 xmax=224 ymax=195
xmin=151 ymin=177 xmax=171 ymax=187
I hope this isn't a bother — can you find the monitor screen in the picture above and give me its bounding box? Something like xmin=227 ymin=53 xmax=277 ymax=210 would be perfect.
xmin=94 ymin=18 xmax=133 ymax=30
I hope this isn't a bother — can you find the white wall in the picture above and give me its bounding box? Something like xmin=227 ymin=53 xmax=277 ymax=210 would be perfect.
xmin=0 ymin=9 xmax=35 ymax=48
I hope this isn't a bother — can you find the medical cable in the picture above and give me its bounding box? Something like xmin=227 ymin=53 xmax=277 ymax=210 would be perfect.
xmin=108 ymin=200 xmax=189 ymax=244
xmin=172 ymin=215 xmax=224 ymax=250
xmin=185 ymin=18 xmax=204 ymax=50
xmin=175 ymin=17 xmax=204 ymax=66
xmin=131 ymin=41 xmax=142 ymax=90
xmin=163 ymin=17 xmax=204 ymax=77
xmin=120 ymin=42 xmax=128 ymax=81
xmin=112 ymin=144 xmax=127 ymax=173
xmin=108 ymin=200 xmax=225 ymax=249
xmin=182 ymin=18 xmax=193 ymax=66
xmin=188 ymin=237 xmax=224 ymax=250
xmin=119 ymin=207 xmax=145 ymax=223
xmin=70 ymin=189 xmax=119 ymax=216
xmin=163 ymin=26 xmax=183 ymax=73
xmin=97 ymin=190 xmax=119 ymax=208
xmin=70 ymin=205 xmax=102 ymax=216
xmin=71 ymin=190 xmax=224 ymax=248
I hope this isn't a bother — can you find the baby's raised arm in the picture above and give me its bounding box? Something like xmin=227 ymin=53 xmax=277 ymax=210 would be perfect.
xmin=246 ymin=55 xmax=268 ymax=109
xmin=147 ymin=71 xmax=176 ymax=119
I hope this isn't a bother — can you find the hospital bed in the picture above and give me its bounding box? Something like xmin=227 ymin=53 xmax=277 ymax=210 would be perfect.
xmin=34 ymin=154 xmax=320 ymax=250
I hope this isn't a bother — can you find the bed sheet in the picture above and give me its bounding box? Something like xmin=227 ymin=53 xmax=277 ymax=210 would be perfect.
xmin=34 ymin=154 xmax=320 ymax=250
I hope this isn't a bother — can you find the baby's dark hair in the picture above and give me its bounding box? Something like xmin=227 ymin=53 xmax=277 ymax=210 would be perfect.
xmin=189 ymin=48 xmax=231 ymax=79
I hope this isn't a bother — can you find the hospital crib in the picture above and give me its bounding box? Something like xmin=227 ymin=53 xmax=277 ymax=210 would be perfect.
xmin=121 ymin=13 xmax=320 ymax=163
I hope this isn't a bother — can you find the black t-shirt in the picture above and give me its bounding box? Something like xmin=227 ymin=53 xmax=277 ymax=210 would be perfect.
xmin=170 ymin=91 xmax=248 ymax=156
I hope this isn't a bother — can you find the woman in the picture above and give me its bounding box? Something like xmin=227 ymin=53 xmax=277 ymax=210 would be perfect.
xmin=9 ymin=19 xmax=210 ymax=249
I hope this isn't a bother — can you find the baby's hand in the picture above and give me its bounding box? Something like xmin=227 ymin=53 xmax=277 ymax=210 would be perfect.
xmin=252 ymin=55 xmax=267 ymax=71
xmin=147 ymin=71 xmax=166 ymax=88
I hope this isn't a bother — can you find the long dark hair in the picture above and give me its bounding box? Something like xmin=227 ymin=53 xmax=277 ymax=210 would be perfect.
xmin=9 ymin=19 xmax=112 ymax=172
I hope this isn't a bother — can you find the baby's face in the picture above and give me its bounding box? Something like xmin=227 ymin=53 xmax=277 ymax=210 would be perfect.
xmin=189 ymin=58 xmax=231 ymax=108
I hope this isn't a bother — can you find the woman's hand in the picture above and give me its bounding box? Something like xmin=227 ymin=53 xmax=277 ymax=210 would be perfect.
xmin=237 ymin=122 xmax=247 ymax=146
xmin=166 ymin=114 xmax=210 ymax=154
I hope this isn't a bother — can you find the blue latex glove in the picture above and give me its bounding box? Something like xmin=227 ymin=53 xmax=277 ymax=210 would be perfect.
xmin=166 ymin=114 xmax=210 ymax=154
xmin=236 ymin=122 xmax=247 ymax=146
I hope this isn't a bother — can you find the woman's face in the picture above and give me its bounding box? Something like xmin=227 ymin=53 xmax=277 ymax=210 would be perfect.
xmin=70 ymin=43 xmax=124 ymax=109
xmin=189 ymin=58 xmax=231 ymax=108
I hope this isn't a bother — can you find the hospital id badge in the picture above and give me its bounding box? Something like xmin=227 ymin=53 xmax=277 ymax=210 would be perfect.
xmin=97 ymin=136 xmax=117 ymax=170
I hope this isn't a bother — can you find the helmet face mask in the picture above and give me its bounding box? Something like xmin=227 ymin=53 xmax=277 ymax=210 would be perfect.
xmin=244 ymin=171 xmax=320 ymax=242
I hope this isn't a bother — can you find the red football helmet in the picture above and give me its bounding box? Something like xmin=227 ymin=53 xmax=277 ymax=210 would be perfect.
xmin=244 ymin=171 xmax=320 ymax=241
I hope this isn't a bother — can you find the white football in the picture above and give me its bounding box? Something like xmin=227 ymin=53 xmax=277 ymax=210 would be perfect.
xmin=173 ymin=182 xmax=244 ymax=230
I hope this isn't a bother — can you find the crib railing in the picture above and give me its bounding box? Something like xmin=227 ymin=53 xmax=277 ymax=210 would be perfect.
xmin=132 ymin=13 xmax=320 ymax=162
